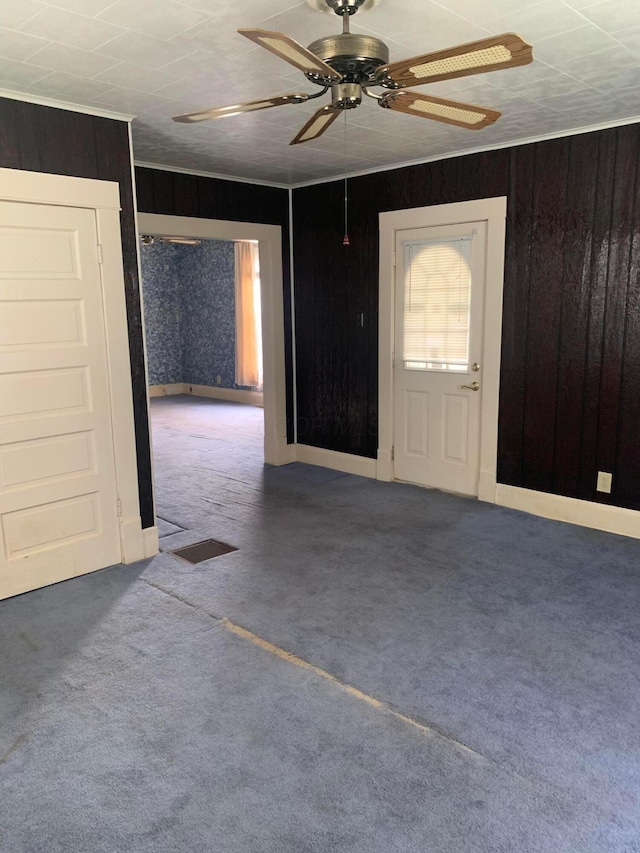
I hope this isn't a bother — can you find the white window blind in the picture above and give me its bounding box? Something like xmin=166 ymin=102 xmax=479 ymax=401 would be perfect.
xmin=402 ymin=235 xmax=472 ymax=372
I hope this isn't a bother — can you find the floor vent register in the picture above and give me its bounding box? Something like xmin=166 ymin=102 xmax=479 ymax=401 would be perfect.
xmin=170 ymin=539 xmax=237 ymax=564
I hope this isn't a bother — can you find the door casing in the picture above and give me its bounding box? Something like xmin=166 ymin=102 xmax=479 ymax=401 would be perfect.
xmin=0 ymin=166 xmax=146 ymax=563
xmin=378 ymin=197 xmax=507 ymax=502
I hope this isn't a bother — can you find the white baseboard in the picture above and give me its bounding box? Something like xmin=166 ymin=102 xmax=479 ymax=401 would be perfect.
xmin=120 ymin=518 xmax=158 ymax=562
xmin=143 ymin=526 xmax=159 ymax=558
xmin=478 ymin=470 xmax=497 ymax=503
xmin=289 ymin=443 xmax=377 ymax=478
xmin=149 ymin=383 xmax=263 ymax=406
xmin=120 ymin=516 xmax=145 ymax=563
xmin=187 ymin=383 xmax=264 ymax=407
xmin=495 ymin=484 xmax=640 ymax=540
xmin=149 ymin=383 xmax=185 ymax=397
xmin=376 ymin=449 xmax=393 ymax=482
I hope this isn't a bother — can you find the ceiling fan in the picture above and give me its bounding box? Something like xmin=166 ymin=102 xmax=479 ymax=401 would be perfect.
xmin=172 ymin=0 xmax=533 ymax=145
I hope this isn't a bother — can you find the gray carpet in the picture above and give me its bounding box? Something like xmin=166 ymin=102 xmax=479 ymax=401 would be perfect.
xmin=2 ymin=394 xmax=640 ymax=852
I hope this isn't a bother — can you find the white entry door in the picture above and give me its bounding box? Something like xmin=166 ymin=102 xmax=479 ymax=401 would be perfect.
xmin=393 ymin=220 xmax=488 ymax=495
xmin=0 ymin=200 xmax=121 ymax=600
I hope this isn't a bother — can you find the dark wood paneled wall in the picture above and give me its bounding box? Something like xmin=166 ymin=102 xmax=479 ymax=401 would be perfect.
xmin=0 ymin=97 xmax=154 ymax=528
xmin=134 ymin=167 xmax=293 ymax=441
xmin=292 ymin=125 xmax=640 ymax=512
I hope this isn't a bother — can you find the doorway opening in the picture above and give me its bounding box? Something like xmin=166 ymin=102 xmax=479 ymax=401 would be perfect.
xmin=136 ymin=213 xmax=288 ymax=471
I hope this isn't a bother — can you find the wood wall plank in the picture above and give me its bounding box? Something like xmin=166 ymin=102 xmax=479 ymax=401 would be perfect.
xmin=498 ymin=145 xmax=535 ymax=486
xmin=0 ymin=99 xmax=20 ymax=168
xmin=521 ymin=138 xmax=569 ymax=493
xmin=578 ymin=130 xmax=616 ymax=502
xmin=553 ymin=134 xmax=598 ymax=498
xmin=594 ymin=126 xmax=639 ymax=501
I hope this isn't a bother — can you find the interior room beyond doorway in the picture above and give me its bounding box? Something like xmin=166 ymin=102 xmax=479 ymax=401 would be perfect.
xmin=139 ymin=233 xmax=264 ymax=405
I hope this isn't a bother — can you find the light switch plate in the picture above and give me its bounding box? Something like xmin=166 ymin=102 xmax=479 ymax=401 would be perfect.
xmin=596 ymin=471 xmax=612 ymax=493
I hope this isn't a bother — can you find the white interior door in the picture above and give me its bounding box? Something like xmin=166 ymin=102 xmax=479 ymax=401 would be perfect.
xmin=0 ymin=200 xmax=121 ymax=600
xmin=393 ymin=220 xmax=488 ymax=495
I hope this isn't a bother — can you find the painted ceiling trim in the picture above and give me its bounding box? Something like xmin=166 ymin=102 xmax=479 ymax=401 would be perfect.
xmin=0 ymin=89 xmax=134 ymax=123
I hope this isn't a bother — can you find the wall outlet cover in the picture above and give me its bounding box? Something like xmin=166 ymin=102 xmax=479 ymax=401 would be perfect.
xmin=596 ymin=471 xmax=612 ymax=493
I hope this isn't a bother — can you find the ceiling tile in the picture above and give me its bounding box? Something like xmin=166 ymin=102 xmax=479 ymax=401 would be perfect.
xmin=45 ymin=0 xmax=120 ymax=14
xmin=534 ymin=25 xmax=622 ymax=65
xmin=491 ymin=1 xmax=587 ymax=42
xmin=585 ymin=66 xmax=640 ymax=94
xmin=510 ymin=73 xmax=590 ymax=100
xmin=95 ymin=61 xmax=182 ymax=93
xmin=98 ymin=0 xmax=210 ymax=40
xmin=0 ymin=0 xmax=45 ymax=29
xmin=540 ymin=87 xmax=622 ymax=112
xmin=425 ymin=0 xmax=545 ymax=27
xmin=27 ymin=42 xmax=120 ymax=76
xmin=175 ymin=0 xmax=304 ymax=19
xmin=340 ymin=0 xmax=490 ymax=43
xmin=31 ymin=70 xmax=115 ymax=100
xmin=96 ymin=30 xmax=194 ymax=69
xmin=485 ymin=59 xmax=559 ymax=90
xmin=578 ymin=0 xmax=640 ymax=33
xmin=611 ymin=24 xmax=640 ymax=52
xmin=170 ymin=16 xmax=245 ymax=53
xmin=0 ymin=27 xmax=49 ymax=61
xmin=158 ymin=48 xmax=231 ymax=77
xmin=18 ymin=6 xmax=125 ymax=50
xmin=0 ymin=57 xmax=50 ymax=87
xmin=559 ymin=46 xmax=639 ymax=80
xmin=92 ymin=86 xmax=171 ymax=113
xmin=560 ymin=0 xmax=604 ymax=8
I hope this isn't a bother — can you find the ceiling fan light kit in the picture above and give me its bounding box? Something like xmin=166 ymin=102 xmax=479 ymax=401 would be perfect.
xmin=172 ymin=0 xmax=533 ymax=145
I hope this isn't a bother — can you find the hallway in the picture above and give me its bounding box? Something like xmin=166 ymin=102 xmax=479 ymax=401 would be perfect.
xmin=1 ymin=395 xmax=640 ymax=852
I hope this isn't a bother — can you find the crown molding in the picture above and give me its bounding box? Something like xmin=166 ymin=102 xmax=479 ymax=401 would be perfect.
xmin=133 ymin=160 xmax=289 ymax=190
xmin=0 ymin=88 xmax=133 ymax=122
xmin=288 ymin=113 xmax=640 ymax=189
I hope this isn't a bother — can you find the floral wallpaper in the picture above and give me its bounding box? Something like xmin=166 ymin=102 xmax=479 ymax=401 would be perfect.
xmin=140 ymin=239 xmax=236 ymax=389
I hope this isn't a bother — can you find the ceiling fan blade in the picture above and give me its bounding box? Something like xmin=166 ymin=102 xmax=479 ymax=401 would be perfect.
xmin=376 ymin=33 xmax=532 ymax=89
xmin=380 ymin=91 xmax=501 ymax=130
xmin=239 ymin=28 xmax=342 ymax=83
xmin=172 ymin=93 xmax=309 ymax=123
xmin=290 ymin=105 xmax=342 ymax=145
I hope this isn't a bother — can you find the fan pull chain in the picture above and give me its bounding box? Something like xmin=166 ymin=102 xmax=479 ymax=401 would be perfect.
xmin=343 ymin=109 xmax=349 ymax=247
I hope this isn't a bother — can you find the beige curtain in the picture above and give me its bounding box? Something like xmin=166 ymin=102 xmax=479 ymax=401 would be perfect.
xmin=235 ymin=241 xmax=263 ymax=389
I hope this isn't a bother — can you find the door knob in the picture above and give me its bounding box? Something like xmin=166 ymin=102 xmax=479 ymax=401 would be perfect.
xmin=461 ymin=381 xmax=480 ymax=391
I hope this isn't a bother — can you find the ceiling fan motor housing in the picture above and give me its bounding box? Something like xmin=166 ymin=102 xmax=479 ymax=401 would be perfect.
xmin=331 ymin=82 xmax=362 ymax=108
xmin=307 ymin=33 xmax=389 ymax=84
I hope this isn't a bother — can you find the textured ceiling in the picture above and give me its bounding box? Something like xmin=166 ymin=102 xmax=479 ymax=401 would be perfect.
xmin=2 ymin=0 xmax=640 ymax=185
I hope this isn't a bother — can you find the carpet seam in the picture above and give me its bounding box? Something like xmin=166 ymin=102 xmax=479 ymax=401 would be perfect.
xmin=139 ymin=577 xmax=624 ymax=824
xmin=141 ymin=578 xmax=485 ymax=756
xmin=220 ymin=616 xmax=487 ymax=760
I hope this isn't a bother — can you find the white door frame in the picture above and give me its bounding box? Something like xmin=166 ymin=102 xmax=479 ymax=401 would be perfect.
xmin=378 ymin=197 xmax=507 ymax=502
xmin=0 ymin=167 xmax=146 ymax=562
xmin=136 ymin=213 xmax=288 ymax=468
